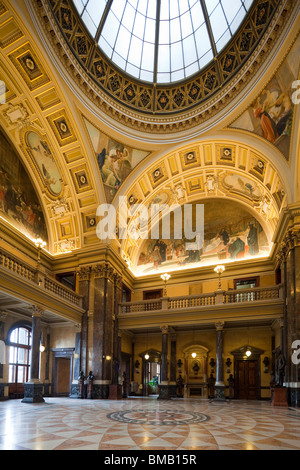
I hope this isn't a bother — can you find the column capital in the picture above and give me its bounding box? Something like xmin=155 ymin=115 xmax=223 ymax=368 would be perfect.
xmin=92 ymin=262 xmax=117 ymax=282
xmin=30 ymin=305 xmax=44 ymax=318
xmin=215 ymin=321 xmax=225 ymax=331
xmin=76 ymin=266 xmax=91 ymax=281
xmin=160 ymin=325 xmax=169 ymax=335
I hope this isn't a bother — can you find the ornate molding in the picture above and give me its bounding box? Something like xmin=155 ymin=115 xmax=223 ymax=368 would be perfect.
xmin=276 ymin=228 xmax=300 ymax=264
xmin=29 ymin=0 xmax=297 ymax=134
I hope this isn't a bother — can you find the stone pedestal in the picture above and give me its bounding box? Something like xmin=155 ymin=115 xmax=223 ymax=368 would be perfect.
xmin=108 ymin=384 xmax=122 ymax=399
xmin=22 ymin=381 xmax=44 ymax=403
xmin=271 ymin=387 xmax=288 ymax=407
xmin=93 ymin=383 xmax=109 ymax=399
xmin=215 ymin=384 xmax=226 ymax=401
xmin=158 ymin=384 xmax=170 ymax=400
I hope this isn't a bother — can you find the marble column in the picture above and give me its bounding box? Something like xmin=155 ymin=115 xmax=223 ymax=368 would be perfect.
xmin=77 ymin=267 xmax=90 ymax=376
xmin=109 ymin=274 xmax=123 ymax=399
xmin=0 ymin=312 xmax=8 ymax=400
xmin=158 ymin=325 xmax=169 ymax=399
xmin=282 ymin=241 xmax=300 ymax=406
xmin=169 ymin=334 xmax=177 ymax=397
xmin=22 ymin=305 xmax=45 ymax=403
xmin=44 ymin=327 xmax=50 ymax=396
xmin=215 ymin=321 xmax=225 ymax=400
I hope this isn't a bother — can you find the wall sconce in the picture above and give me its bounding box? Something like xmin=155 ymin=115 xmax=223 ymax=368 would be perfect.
xmin=177 ymin=359 xmax=183 ymax=373
xmin=144 ymin=353 xmax=150 ymax=361
xmin=135 ymin=360 xmax=140 ymax=373
xmin=263 ymin=356 xmax=270 ymax=373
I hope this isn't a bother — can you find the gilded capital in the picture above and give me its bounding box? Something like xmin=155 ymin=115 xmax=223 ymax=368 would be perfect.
xmin=31 ymin=305 xmax=44 ymax=318
xmin=160 ymin=325 xmax=169 ymax=335
xmin=215 ymin=321 xmax=225 ymax=331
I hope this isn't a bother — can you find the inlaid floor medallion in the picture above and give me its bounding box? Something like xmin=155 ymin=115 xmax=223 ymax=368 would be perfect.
xmin=107 ymin=409 xmax=210 ymax=425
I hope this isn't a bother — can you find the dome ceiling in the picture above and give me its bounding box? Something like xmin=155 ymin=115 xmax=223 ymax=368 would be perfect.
xmin=42 ymin=0 xmax=284 ymax=125
xmin=73 ymin=0 xmax=254 ymax=85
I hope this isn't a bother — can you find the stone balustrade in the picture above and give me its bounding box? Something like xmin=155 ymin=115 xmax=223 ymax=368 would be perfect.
xmin=0 ymin=247 xmax=82 ymax=307
xmin=119 ymin=285 xmax=283 ymax=315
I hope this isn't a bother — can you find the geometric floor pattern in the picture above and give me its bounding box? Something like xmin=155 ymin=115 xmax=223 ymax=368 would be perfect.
xmin=0 ymin=397 xmax=299 ymax=451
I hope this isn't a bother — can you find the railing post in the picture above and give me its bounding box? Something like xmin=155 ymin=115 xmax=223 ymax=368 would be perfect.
xmin=161 ymin=298 xmax=169 ymax=310
xmin=215 ymin=290 xmax=225 ymax=304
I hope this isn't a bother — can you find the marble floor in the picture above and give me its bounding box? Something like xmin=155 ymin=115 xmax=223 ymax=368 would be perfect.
xmin=0 ymin=397 xmax=299 ymax=451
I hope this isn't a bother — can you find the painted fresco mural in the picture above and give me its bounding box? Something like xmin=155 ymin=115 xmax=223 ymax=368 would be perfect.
xmin=136 ymin=199 xmax=269 ymax=275
xmin=0 ymin=127 xmax=47 ymax=242
xmin=230 ymin=34 xmax=300 ymax=160
xmin=25 ymin=131 xmax=63 ymax=196
xmin=83 ymin=117 xmax=150 ymax=203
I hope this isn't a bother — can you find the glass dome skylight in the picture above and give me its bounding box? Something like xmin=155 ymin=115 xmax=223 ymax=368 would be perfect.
xmin=73 ymin=0 xmax=254 ymax=84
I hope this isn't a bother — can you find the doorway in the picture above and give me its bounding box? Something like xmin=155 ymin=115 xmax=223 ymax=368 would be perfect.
xmin=51 ymin=348 xmax=74 ymax=397
xmin=145 ymin=362 xmax=161 ymax=395
xmin=235 ymin=360 xmax=260 ymax=399
xmin=140 ymin=349 xmax=161 ymax=396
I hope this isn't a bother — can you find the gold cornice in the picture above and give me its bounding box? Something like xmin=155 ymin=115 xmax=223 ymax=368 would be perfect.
xmin=29 ymin=0 xmax=298 ymax=134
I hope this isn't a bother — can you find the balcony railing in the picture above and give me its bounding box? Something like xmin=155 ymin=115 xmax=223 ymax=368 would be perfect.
xmin=0 ymin=248 xmax=82 ymax=308
xmin=118 ymin=285 xmax=283 ymax=315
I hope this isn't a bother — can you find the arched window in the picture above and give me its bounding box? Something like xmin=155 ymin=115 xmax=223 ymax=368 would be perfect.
xmin=8 ymin=326 xmax=32 ymax=384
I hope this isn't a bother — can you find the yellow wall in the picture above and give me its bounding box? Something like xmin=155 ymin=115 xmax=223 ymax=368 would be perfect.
xmin=126 ymin=326 xmax=273 ymax=399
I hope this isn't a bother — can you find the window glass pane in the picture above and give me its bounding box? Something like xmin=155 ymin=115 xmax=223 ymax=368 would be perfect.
xmin=10 ymin=328 xmax=18 ymax=343
xmin=157 ymin=44 xmax=170 ymax=73
xmin=9 ymin=365 xmax=16 ymax=383
xmin=9 ymin=346 xmax=16 ymax=363
xmin=171 ymin=42 xmax=183 ymax=71
xmin=170 ymin=17 xmax=181 ymax=43
xmin=17 ymin=365 xmax=26 ymax=383
xmin=141 ymin=42 xmax=155 ymax=70
xmin=182 ymin=35 xmax=197 ymax=67
xmin=128 ymin=36 xmax=143 ymax=67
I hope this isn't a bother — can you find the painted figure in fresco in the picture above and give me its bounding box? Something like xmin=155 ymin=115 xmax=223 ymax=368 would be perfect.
xmin=152 ymin=245 xmax=161 ymax=270
xmin=272 ymin=92 xmax=293 ymax=136
xmin=99 ymin=146 xmax=132 ymax=193
xmin=228 ymin=237 xmax=245 ymax=259
xmin=247 ymin=223 xmax=259 ymax=255
xmin=254 ymin=98 xmax=279 ymax=143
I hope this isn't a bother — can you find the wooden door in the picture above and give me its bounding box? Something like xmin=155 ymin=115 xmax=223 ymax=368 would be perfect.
xmin=56 ymin=357 xmax=71 ymax=396
xmin=236 ymin=360 xmax=259 ymax=399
